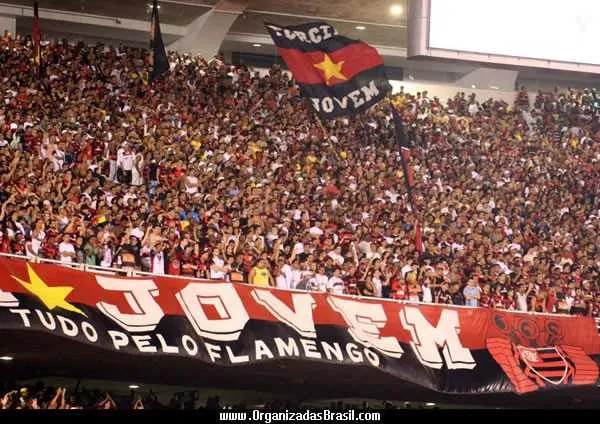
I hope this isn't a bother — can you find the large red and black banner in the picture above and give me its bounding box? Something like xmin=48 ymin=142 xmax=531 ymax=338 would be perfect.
xmin=266 ymin=22 xmax=392 ymax=120
xmin=1 ymin=258 xmax=599 ymax=396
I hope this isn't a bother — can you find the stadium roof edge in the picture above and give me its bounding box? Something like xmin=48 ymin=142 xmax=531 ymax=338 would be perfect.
xmin=0 ymin=1 xmax=186 ymax=36
xmin=225 ymin=32 xmax=408 ymax=57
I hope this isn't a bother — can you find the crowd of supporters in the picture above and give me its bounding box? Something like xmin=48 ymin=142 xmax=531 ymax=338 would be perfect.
xmin=0 ymin=384 xmax=403 ymax=410
xmin=0 ymin=33 xmax=598 ymax=316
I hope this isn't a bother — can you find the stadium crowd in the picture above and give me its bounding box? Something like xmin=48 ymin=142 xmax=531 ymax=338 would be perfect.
xmin=0 ymin=33 xmax=598 ymax=316
xmin=0 ymin=384 xmax=399 ymax=410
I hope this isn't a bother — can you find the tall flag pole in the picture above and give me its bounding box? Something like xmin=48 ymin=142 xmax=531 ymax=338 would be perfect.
xmin=32 ymin=0 xmax=42 ymax=78
xmin=265 ymin=22 xmax=391 ymax=120
xmin=392 ymin=106 xmax=424 ymax=255
xmin=149 ymin=0 xmax=169 ymax=82
xmin=392 ymin=107 xmax=415 ymax=209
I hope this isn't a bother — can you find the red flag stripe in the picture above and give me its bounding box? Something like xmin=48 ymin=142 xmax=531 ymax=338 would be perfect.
xmin=538 ymin=353 xmax=563 ymax=359
xmin=415 ymin=222 xmax=424 ymax=254
xmin=406 ymin=166 xmax=415 ymax=187
xmin=277 ymin=42 xmax=384 ymax=86
xmin=400 ymin=146 xmax=411 ymax=160
xmin=525 ymin=361 xmax=568 ymax=368
xmin=524 ymin=370 xmax=567 ymax=378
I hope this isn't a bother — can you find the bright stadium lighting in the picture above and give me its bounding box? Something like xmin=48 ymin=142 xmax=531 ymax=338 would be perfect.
xmin=252 ymin=43 xmax=262 ymax=47
xmin=128 ymin=384 xmax=140 ymax=389
xmin=426 ymin=402 xmax=436 ymax=406
xmin=355 ymin=25 xmax=366 ymax=30
xmin=0 ymin=356 xmax=13 ymax=361
xmin=390 ymin=4 xmax=403 ymax=15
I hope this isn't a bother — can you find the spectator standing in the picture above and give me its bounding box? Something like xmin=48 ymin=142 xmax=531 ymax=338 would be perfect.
xmin=249 ymin=259 xmax=274 ymax=288
xmin=463 ymin=279 xmax=482 ymax=307
xmin=515 ymin=283 xmax=533 ymax=312
xmin=131 ymin=146 xmax=144 ymax=187
xmin=118 ymin=145 xmax=134 ymax=185
xmin=58 ymin=235 xmax=76 ymax=264
xmin=209 ymin=247 xmax=229 ymax=280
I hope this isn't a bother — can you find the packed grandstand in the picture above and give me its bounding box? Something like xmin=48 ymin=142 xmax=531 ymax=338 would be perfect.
xmin=0 ymin=384 xmax=410 ymax=410
xmin=0 ymin=32 xmax=597 ymax=321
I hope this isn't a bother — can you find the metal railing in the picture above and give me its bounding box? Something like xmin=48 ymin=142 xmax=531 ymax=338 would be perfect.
xmin=0 ymin=252 xmax=585 ymax=321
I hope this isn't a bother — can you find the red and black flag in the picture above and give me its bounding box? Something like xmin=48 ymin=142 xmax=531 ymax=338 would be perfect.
xmin=266 ymin=22 xmax=391 ymax=120
xmin=392 ymin=107 xmax=415 ymax=210
xmin=392 ymin=106 xmax=424 ymax=254
xmin=32 ymin=0 xmax=43 ymax=78
xmin=149 ymin=0 xmax=169 ymax=82
xmin=415 ymin=221 xmax=424 ymax=254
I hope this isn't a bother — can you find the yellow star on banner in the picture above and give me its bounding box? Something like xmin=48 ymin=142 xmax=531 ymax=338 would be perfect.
xmin=12 ymin=264 xmax=87 ymax=317
xmin=313 ymin=53 xmax=347 ymax=85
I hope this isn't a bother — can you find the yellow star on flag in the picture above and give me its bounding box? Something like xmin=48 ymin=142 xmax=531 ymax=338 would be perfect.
xmin=12 ymin=264 xmax=87 ymax=317
xmin=313 ymin=53 xmax=347 ymax=85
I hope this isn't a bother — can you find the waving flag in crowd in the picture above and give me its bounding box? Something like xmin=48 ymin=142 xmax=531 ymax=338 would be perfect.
xmin=149 ymin=0 xmax=169 ymax=81
xmin=392 ymin=106 xmax=424 ymax=254
xmin=32 ymin=0 xmax=43 ymax=78
xmin=266 ymin=22 xmax=391 ymax=120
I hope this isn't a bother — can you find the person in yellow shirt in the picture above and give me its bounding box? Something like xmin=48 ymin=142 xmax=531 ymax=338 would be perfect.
xmin=249 ymin=259 xmax=274 ymax=288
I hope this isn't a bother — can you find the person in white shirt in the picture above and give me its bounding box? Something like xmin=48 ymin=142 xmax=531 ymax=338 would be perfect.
xmin=281 ymin=258 xmax=301 ymax=290
xmin=493 ymin=259 xmax=511 ymax=275
xmin=265 ymin=228 xmax=279 ymax=247
xmin=308 ymin=223 xmax=323 ymax=237
xmin=291 ymin=265 xmax=303 ymax=289
xmin=151 ymin=241 xmax=166 ymax=275
xmin=275 ymin=270 xmax=288 ymax=290
xmin=184 ymin=172 xmax=199 ymax=194
xmin=58 ymin=235 xmax=76 ymax=263
xmin=118 ymin=145 xmax=134 ymax=185
xmin=298 ymin=262 xmax=316 ymax=290
xmin=292 ymin=241 xmax=304 ymax=256
xmin=372 ymin=269 xmax=384 ymax=298
xmin=100 ymin=244 xmax=113 ymax=268
xmin=210 ymin=248 xmax=229 ymax=280
xmin=280 ymin=260 xmax=294 ymax=287
xmin=516 ymin=283 xmax=533 ymax=312
xmin=131 ymin=147 xmax=144 ymax=187
xmin=468 ymin=100 xmax=479 ymax=116
xmin=130 ymin=226 xmax=145 ymax=241
xmin=328 ymin=247 xmax=345 ymax=266
xmin=327 ymin=269 xmax=345 ymax=295
xmin=25 ymin=239 xmax=36 ymax=259
xmin=28 ymin=223 xmax=45 ymax=258
xmin=52 ymin=146 xmax=65 ymax=172
xmin=308 ymin=265 xmax=329 ymax=292
xmin=421 ymin=278 xmax=433 ymax=303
